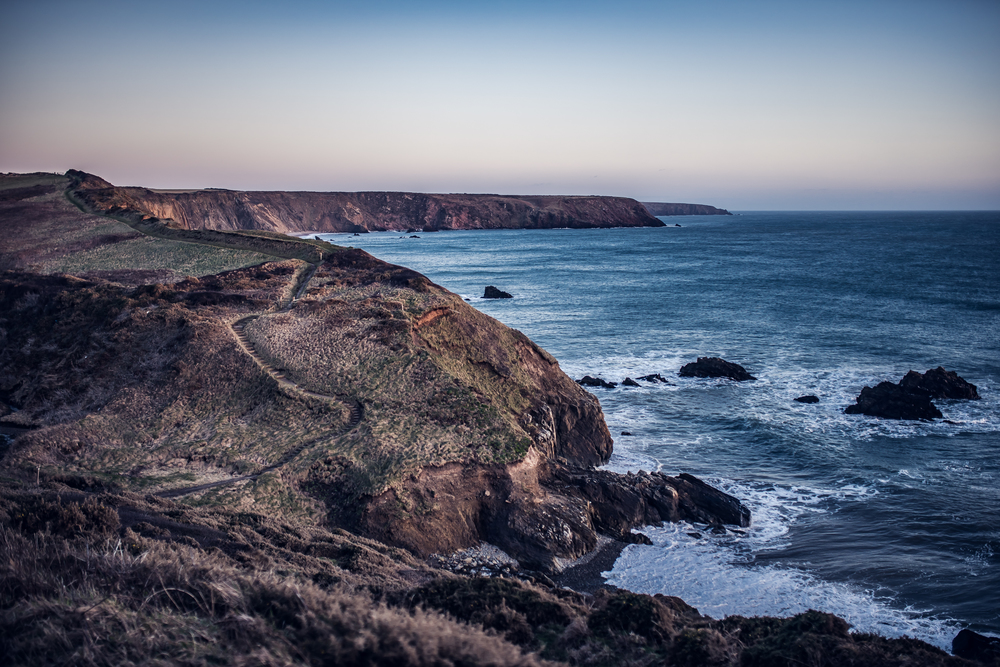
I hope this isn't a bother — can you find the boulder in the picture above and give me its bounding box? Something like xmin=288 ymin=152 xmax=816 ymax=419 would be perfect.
xmin=483 ymin=285 xmax=513 ymax=299
xmin=845 ymin=381 xmax=942 ymax=420
xmin=953 ymin=628 xmax=1000 ymax=663
xmin=551 ymin=467 xmax=752 ymax=544
xmin=899 ymin=367 xmax=980 ymax=400
xmin=622 ymin=377 xmax=640 ymax=387
xmin=577 ymin=376 xmax=617 ymax=389
xmin=794 ymin=395 xmax=820 ymax=404
xmin=637 ymin=373 xmax=670 ymax=383
xmin=678 ymin=357 xmax=756 ymax=382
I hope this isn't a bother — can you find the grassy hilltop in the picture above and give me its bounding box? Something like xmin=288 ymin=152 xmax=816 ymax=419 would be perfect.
xmin=0 ymin=172 xmax=971 ymax=666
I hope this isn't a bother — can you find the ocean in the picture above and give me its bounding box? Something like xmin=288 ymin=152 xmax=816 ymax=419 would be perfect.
xmin=313 ymin=211 xmax=999 ymax=650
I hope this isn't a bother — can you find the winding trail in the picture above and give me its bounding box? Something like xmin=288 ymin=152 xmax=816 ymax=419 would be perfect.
xmin=157 ymin=263 xmax=364 ymax=498
xmin=62 ymin=184 xmax=365 ymax=498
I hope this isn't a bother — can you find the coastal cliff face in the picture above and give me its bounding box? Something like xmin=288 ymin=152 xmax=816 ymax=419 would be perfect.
xmin=0 ymin=172 xmax=968 ymax=666
xmin=68 ymin=170 xmax=664 ymax=233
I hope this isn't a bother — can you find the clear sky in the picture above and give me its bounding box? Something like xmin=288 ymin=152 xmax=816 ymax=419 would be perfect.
xmin=2 ymin=0 xmax=998 ymax=209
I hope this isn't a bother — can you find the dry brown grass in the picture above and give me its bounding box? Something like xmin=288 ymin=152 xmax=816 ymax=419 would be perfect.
xmin=0 ymin=487 xmax=546 ymax=667
xmin=0 ymin=267 xmax=353 ymax=500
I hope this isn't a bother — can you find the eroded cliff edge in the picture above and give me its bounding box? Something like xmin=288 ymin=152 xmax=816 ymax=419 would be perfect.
xmin=67 ymin=170 xmax=664 ymax=233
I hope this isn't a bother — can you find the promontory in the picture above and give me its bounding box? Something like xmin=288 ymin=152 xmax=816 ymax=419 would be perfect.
xmin=0 ymin=171 xmax=966 ymax=666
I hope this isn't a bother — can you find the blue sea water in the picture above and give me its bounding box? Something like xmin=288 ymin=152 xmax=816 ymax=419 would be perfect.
xmin=314 ymin=211 xmax=1000 ymax=649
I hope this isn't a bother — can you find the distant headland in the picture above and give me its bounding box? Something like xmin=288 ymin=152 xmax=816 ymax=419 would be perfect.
xmin=641 ymin=201 xmax=732 ymax=216
xmin=63 ymin=170 xmax=728 ymax=234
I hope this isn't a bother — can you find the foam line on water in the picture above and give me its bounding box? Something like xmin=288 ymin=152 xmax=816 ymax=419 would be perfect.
xmin=605 ymin=521 xmax=963 ymax=651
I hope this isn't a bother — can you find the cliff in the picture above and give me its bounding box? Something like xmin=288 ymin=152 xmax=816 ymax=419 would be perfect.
xmin=67 ymin=170 xmax=664 ymax=233
xmin=642 ymin=201 xmax=732 ymax=216
xmin=0 ymin=171 xmax=968 ymax=666
xmin=2 ymin=171 xmax=748 ymax=574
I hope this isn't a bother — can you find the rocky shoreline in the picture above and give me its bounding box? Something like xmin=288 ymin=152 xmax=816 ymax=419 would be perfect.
xmin=1 ymin=171 xmax=993 ymax=665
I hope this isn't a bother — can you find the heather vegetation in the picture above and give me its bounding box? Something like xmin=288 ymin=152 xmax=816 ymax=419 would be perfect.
xmin=0 ymin=484 xmax=967 ymax=666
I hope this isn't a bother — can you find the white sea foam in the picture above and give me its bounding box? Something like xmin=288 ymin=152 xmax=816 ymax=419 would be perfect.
xmin=604 ymin=524 xmax=963 ymax=650
xmin=598 ymin=464 xmax=964 ymax=649
xmin=604 ymin=471 xmax=961 ymax=650
xmin=581 ymin=355 xmax=1000 ymax=443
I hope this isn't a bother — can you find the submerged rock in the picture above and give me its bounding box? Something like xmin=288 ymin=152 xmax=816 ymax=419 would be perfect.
xmin=794 ymin=395 xmax=820 ymax=404
xmin=899 ymin=367 xmax=980 ymax=400
xmin=845 ymin=381 xmax=943 ymax=420
xmin=483 ymin=285 xmax=513 ymax=299
xmin=637 ymin=373 xmax=670 ymax=383
xmin=622 ymin=377 xmax=640 ymax=387
xmin=678 ymin=357 xmax=756 ymax=381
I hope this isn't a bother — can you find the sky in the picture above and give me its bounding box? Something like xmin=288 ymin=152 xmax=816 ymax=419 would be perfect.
xmin=1 ymin=0 xmax=998 ymax=209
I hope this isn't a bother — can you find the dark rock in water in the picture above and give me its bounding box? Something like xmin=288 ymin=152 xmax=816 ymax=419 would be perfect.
xmin=845 ymin=367 xmax=979 ymax=421
xmin=577 ymin=376 xmax=617 ymax=389
xmin=550 ymin=467 xmax=752 ymax=547
xmin=620 ymin=431 xmax=633 ymax=436
xmin=794 ymin=395 xmax=820 ymax=404
xmin=899 ymin=367 xmax=980 ymax=400
xmin=676 ymin=473 xmax=752 ymax=527
xmin=687 ymin=532 xmax=702 ymax=539
xmin=483 ymin=285 xmax=513 ymax=299
xmin=637 ymin=373 xmax=670 ymax=383
xmin=845 ymin=381 xmax=942 ymax=420
xmin=678 ymin=357 xmax=756 ymax=381
xmin=622 ymin=377 xmax=640 ymax=387
xmin=674 ymin=223 xmax=682 ymax=227
xmin=409 ymin=235 xmax=420 ymax=238
xmin=953 ymin=628 xmax=1000 ymax=663
xmin=405 ymin=228 xmax=417 ymax=233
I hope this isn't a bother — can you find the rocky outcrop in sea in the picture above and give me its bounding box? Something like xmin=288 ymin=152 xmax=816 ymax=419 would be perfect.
xmin=678 ymin=357 xmax=756 ymax=381
xmin=845 ymin=367 xmax=979 ymax=420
